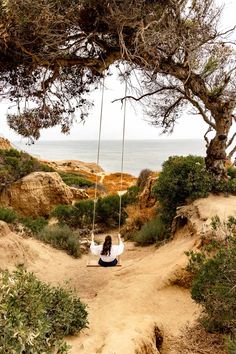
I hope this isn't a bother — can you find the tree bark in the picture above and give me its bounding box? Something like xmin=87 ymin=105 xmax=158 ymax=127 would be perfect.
xmin=205 ymin=113 xmax=233 ymax=178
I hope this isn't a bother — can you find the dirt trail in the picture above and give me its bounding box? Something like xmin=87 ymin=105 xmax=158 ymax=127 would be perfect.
xmin=20 ymin=232 xmax=199 ymax=354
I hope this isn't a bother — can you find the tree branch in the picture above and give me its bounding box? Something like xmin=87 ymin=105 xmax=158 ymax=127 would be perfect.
xmin=227 ymin=132 xmax=236 ymax=148
xmin=204 ymin=126 xmax=213 ymax=148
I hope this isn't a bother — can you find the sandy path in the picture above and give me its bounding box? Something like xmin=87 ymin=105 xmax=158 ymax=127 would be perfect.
xmin=20 ymin=232 xmax=200 ymax=354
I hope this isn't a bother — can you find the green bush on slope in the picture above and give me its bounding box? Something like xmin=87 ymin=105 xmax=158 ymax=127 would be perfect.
xmin=186 ymin=217 xmax=236 ymax=352
xmin=0 ymin=267 xmax=88 ymax=353
xmin=0 ymin=148 xmax=54 ymax=187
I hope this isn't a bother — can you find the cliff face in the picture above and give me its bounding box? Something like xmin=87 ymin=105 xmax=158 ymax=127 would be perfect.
xmin=0 ymin=172 xmax=88 ymax=217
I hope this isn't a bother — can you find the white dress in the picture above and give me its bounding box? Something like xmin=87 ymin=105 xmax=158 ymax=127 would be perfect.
xmin=90 ymin=240 xmax=124 ymax=262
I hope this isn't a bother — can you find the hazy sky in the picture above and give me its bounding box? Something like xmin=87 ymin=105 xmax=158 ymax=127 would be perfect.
xmin=0 ymin=0 xmax=235 ymax=142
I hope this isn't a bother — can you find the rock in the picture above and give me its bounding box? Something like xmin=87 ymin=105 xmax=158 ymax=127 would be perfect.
xmin=139 ymin=173 xmax=158 ymax=208
xmin=0 ymin=172 xmax=88 ymax=217
xmin=40 ymin=159 xmax=104 ymax=177
xmin=102 ymin=172 xmax=137 ymax=194
xmin=172 ymin=194 xmax=236 ymax=240
xmin=0 ymin=220 xmax=11 ymax=237
xmin=0 ymin=137 xmax=12 ymax=150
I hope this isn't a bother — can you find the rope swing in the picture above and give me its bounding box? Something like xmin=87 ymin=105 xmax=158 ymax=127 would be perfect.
xmin=118 ymin=80 xmax=128 ymax=234
xmin=91 ymin=76 xmax=105 ymax=235
xmin=87 ymin=77 xmax=128 ymax=267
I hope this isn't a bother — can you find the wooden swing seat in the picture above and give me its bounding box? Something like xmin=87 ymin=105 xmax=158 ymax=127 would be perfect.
xmin=86 ymin=259 xmax=122 ymax=267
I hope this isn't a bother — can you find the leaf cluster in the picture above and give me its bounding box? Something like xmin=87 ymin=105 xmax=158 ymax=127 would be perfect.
xmin=0 ymin=148 xmax=53 ymax=188
xmin=0 ymin=267 xmax=88 ymax=353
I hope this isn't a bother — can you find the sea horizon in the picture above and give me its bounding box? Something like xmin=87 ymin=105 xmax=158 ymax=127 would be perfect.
xmin=13 ymin=138 xmax=206 ymax=177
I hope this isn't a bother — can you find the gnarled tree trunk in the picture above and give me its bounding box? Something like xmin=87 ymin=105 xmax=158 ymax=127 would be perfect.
xmin=205 ymin=113 xmax=233 ymax=178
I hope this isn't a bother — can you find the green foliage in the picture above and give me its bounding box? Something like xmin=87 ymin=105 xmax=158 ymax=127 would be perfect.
xmin=52 ymin=188 xmax=137 ymax=229
xmin=0 ymin=207 xmax=18 ymax=223
xmin=153 ymin=155 xmax=210 ymax=210
xmin=0 ymin=267 xmax=88 ymax=353
xmin=151 ymin=155 xmax=236 ymax=244
xmin=0 ymin=148 xmax=55 ymax=187
xmin=133 ymin=215 xmax=167 ymax=246
xmin=59 ymin=172 xmax=93 ymax=188
xmin=38 ymin=225 xmax=81 ymax=258
xmin=122 ymin=185 xmax=140 ymax=204
xmin=227 ymin=167 xmax=236 ymax=180
xmin=226 ymin=335 xmax=236 ymax=354
xmin=152 ymin=155 xmax=211 ymax=232
xmin=20 ymin=216 xmax=48 ymax=234
xmin=96 ymin=194 xmax=125 ymax=227
xmin=187 ymin=217 xmax=236 ymax=332
xmin=52 ymin=201 xmax=94 ymax=228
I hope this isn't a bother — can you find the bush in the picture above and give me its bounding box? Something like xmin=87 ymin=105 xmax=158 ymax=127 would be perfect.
xmin=38 ymin=225 xmax=81 ymax=258
xmin=187 ymin=217 xmax=236 ymax=332
xmin=0 ymin=267 xmax=88 ymax=353
xmin=52 ymin=189 xmax=137 ymax=229
xmin=59 ymin=172 xmax=93 ymax=188
xmin=96 ymin=194 xmax=127 ymax=227
xmin=153 ymin=155 xmax=211 ymax=211
xmin=0 ymin=207 xmax=18 ymax=223
xmin=191 ymin=242 xmax=236 ymax=332
xmin=20 ymin=216 xmax=48 ymax=234
xmin=0 ymin=148 xmax=55 ymax=187
xmin=52 ymin=201 xmax=94 ymax=228
xmin=133 ymin=215 xmax=167 ymax=246
xmin=227 ymin=167 xmax=236 ymax=180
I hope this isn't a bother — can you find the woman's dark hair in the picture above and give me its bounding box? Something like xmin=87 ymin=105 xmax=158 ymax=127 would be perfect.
xmin=101 ymin=235 xmax=112 ymax=256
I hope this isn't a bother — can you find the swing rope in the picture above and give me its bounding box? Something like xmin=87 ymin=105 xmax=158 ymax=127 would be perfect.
xmin=87 ymin=78 xmax=127 ymax=267
xmin=118 ymin=80 xmax=128 ymax=234
xmin=91 ymin=76 xmax=105 ymax=235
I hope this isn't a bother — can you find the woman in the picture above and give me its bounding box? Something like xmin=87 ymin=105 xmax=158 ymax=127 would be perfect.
xmin=90 ymin=233 xmax=124 ymax=267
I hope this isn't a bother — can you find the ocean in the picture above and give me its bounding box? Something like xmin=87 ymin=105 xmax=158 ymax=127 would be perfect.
xmin=13 ymin=139 xmax=206 ymax=177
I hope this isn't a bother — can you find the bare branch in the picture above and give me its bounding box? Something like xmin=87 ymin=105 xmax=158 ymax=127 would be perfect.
xmin=227 ymin=145 xmax=236 ymax=159
xmin=227 ymin=132 xmax=236 ymax=149
xmin=204 ymin=126 xmax=213 ymax=147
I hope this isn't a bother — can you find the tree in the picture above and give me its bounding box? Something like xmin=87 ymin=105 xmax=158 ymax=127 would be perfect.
xmin=0 ymin=0 xmax=235 ymax=178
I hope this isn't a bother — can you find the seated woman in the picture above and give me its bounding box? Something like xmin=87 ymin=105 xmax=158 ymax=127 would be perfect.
xmin=90 ymin=233 xmax=124 ymax=267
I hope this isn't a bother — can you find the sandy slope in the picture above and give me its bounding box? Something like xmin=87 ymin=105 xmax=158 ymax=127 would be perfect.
xmin=3 ymin=193 xmax=236 ymax=353
xmin=0 ymin=221 xmax=200 ymax=353
xmin=18 ymin=232 xmax=199 ymax=354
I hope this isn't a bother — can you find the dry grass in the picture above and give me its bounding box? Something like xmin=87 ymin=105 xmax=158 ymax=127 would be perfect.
xmin=165 ymin=323 xmax=227 ymax=354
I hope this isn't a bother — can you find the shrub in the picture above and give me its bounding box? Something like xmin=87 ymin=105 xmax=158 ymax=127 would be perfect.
xmin=153 ymin=155 xmax=211 ymax=212
xmin=52 ymin=189 xmax=137 ymax=229
xmin=133 ymin=215 xmax=167 ymax=246
xmin=0 ymin=148 xmax=56 ymax=187
xmin=227 ymin=167 xmax=236 ymax=180
xmin=38 ymin=225 xmax=81 ymax=258
xmin=52 ymin=201 xmax=94 ymax=228
xmin=20 ymin=216 xmax=48 ymax=234
xmin=96 ymin=194 xmax=127 ymax=227
xmin=187 ymin=217 xmax=236 ymax=332
xmin=59 ymin=172 xmax=93 ymax=188
xmin=0 ymin=267 xmax=88 ymax=353
xmin=122 ymin=185 xmax=140 ymax=205
xmin=0 ymin=207 xmax=18 ymax=223
xmin=191 ymin=242 xmax=236 ymax=332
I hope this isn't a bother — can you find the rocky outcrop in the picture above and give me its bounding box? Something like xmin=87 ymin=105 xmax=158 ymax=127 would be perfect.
xmin=0 ymin=172 xmax=88 ymax=217
xmin=102 ymin=172 xmax=137 ymax=194
xmin=139 ymin=173 xmax=158 ymax=208
xmin=41 ymin=159 xmax=104 ymax=182
xmin=0 ymin=137 xmax=12 ymax=150
xmin=172 ymin=194 xmax=236 ymax=241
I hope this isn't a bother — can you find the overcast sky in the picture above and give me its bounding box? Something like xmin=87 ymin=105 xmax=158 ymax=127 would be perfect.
xmin=0 ymin=0 xmax=235 ymax=142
